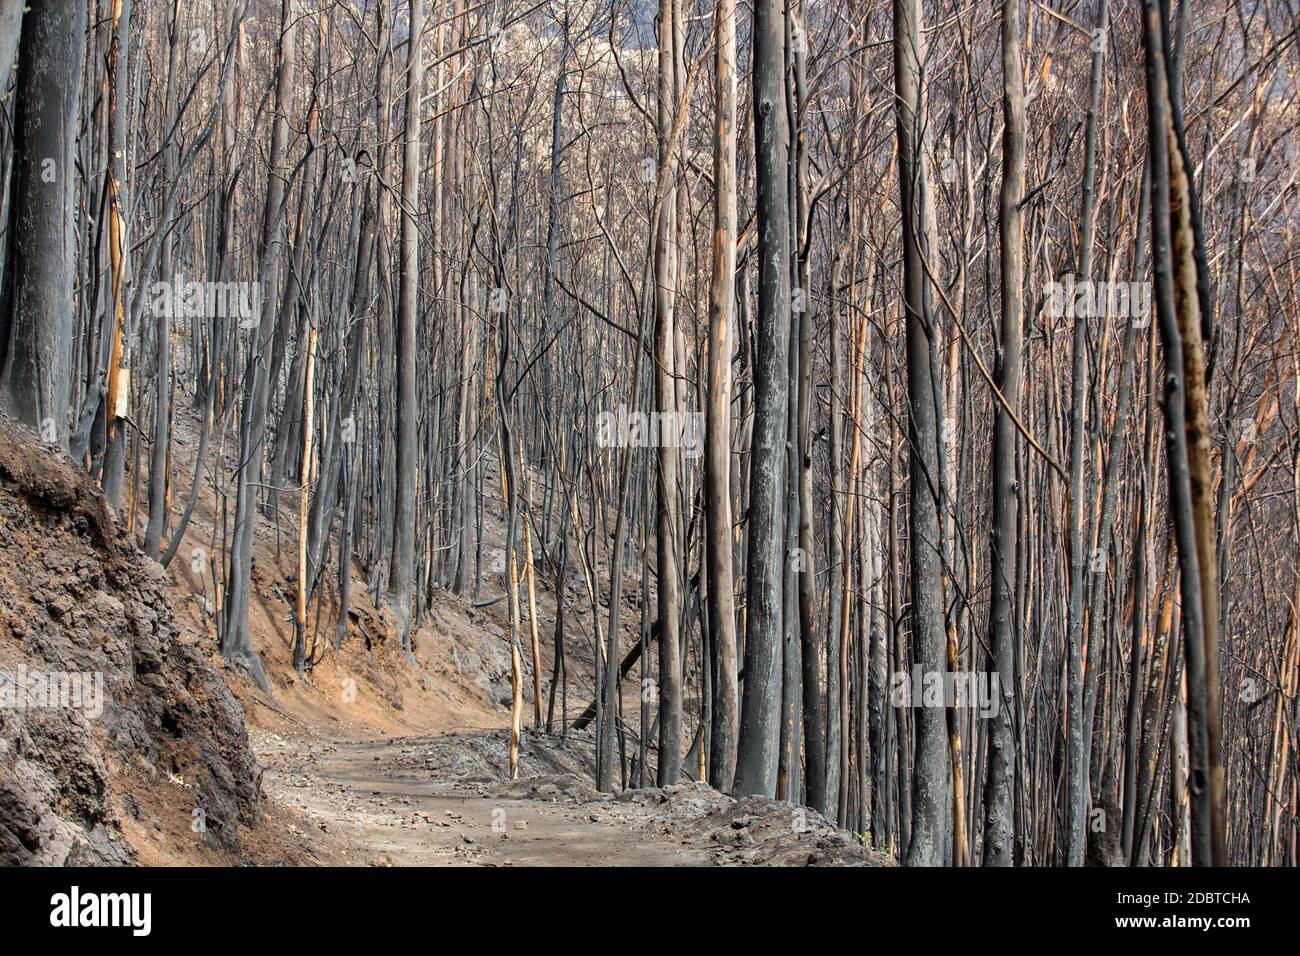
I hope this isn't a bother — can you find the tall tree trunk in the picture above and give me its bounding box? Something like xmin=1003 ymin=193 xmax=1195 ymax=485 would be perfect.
xmin=293 ymin=316 xmax=317 ymax=677
xmin=653 ymin=0 xmax=683 ymax=786
xmin=0 ymin=0 xmax=88 ymax=446
xmin=705 ymin=0 xmax=739 ymax=793
xmin=222 ymin=0 xmax=292 ymax=693
xmin=1139 ymin=0 xmax=1224 ymax=867
xmin=733 ymin=0 xmax=791 ymax=799
xmin=983 ymin=0 xmax=1026 ymax=867
xmin=791 ymin=6 xmax=824 ymax=815
xmin=1064 ymin=0 xmax=1109 ymax=867
xmin=145 ymin=0 xmax=183 ymax=560
xmin=100 ymin=0 xmax=133 ymax=507
xmin=894 ymin=0 xmax=950 ymax=866
xmin=388 ymin=0 xmax=423 ymax=663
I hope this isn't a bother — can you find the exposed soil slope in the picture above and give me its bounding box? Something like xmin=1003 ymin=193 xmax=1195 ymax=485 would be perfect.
xmin=0 ymin=418 xmax=268 ymax=865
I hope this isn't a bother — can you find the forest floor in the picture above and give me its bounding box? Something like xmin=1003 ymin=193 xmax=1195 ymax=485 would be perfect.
xmin=253 ymin=728 xmax=711 ymax=866
xmin=251 ymin=725 xmax=883 ymax=866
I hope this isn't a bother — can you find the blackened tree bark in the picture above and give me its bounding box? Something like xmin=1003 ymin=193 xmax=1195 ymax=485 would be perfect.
xmin=145 ymin=0 xmax=183 ymax=560
xmin=388 ymin=0 xmax=423 ymax=663
xmin=0 ymin=0 xmax=88 ymax=446
xmin=733 ymin=0 xmax=791 ymax=799
xmin=222 ymin=0 xmax=292 ymax=693
xmin=894 ymin=0 xmax=950 ymax=866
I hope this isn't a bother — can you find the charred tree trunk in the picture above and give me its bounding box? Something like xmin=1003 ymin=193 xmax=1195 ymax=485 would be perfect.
xmin=894 ymin=0 xmax=950 ymax=866
xmin=0 ymin=0 xmax=89 ymax=446
xmin=388 ymin=0 xmax=423 ymax=662
xmin=733 ymin=0 xmax=791 ymax=799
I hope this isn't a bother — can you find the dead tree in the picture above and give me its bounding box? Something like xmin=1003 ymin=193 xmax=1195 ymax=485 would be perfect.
xmin=734 ymin=0 xmax=792 ymax=799
xmin=0 ymin=0 xmax=89 ymax=446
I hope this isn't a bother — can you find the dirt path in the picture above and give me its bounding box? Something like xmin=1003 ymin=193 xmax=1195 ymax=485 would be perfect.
xmin=254 ymin=729 xmax=718 ymax=866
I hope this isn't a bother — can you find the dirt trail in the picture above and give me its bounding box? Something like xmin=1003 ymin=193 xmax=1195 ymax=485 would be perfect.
xmin=255 ymin=729 xmax=717 ymax=866
xmin=94 ymin=404 xmax=888 ymax=868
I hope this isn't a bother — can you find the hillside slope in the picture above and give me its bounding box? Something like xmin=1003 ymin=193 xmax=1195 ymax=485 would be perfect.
xmin=0 ymin=418 xmax=268 ymax=864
